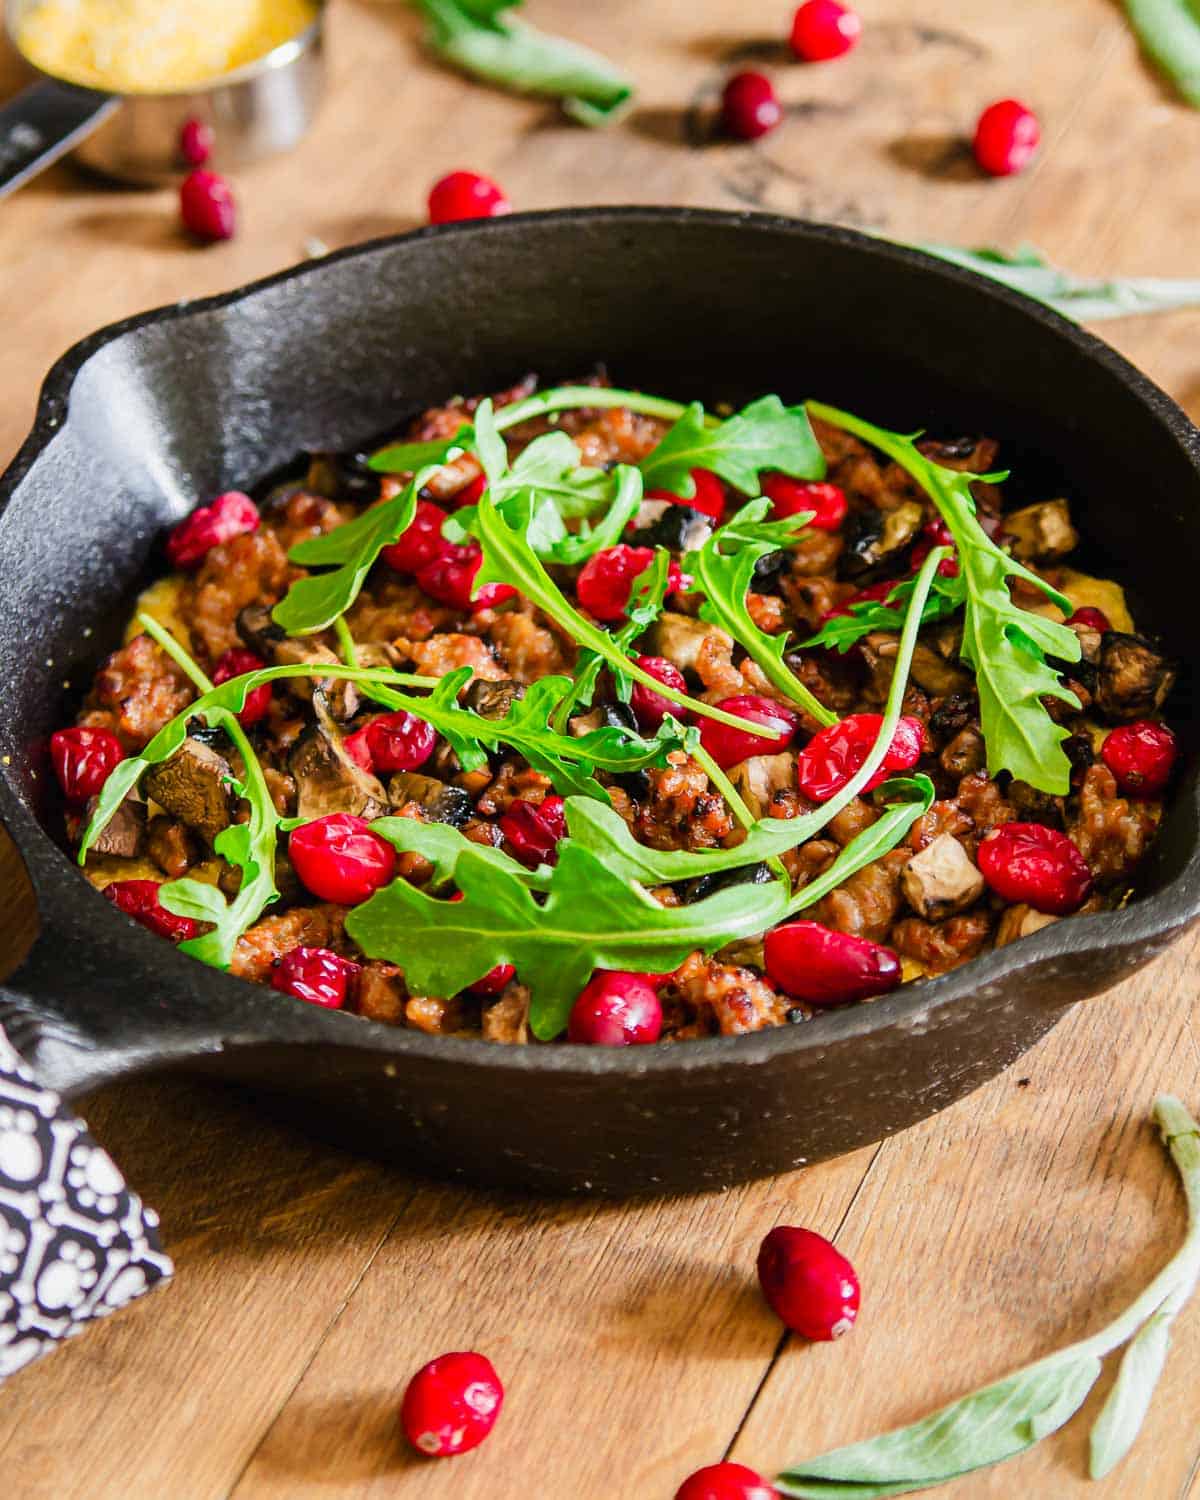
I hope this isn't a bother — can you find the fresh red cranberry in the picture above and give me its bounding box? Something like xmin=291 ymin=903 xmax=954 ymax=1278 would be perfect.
xmin=289 ymin=813 xmax=397 ymax=904
xmin=790 ymin=0 xmax=861 ymax=60
xmin=178 ymin=118 xmax=214 ymax=166
xmin=647 ymin=468 xmax=727 ymax=522
xmin=356 ymin=711 xmax=437 ymax=773
xmin=343 ymin=726 xmax=372 ymax=771
xmin=977 ymin=822 xmax=1092 ymax=914
xmin=576 ymin=545 xmax=686 ymax=623
xmin=427 ymin=171 xmax=511 ymax=224
xmin=757 ymin=1225 xmax=861 ymax=1340
xmin=179 ymin=169 xmax=236 ymax=241
xmin=401 ymin=1350 xmax=504 ymax=1458
xmin=1102 ymin=720 xmax=1178 ymax=798
xmin=104 ymin=880 xmax=201 ymax=943
xmin=698 ymin=695 xmax=799 ymax=769
xmin=675 ymin=1461 xmax=780 ymax=1500
xmin=567 ymin=970 xmax=664 ymax=1046
xmin=721 ymin=72 xmax=782 ymax=141
xmin=765 ymin=921 xmax=900 ymax=1007
xmin=49 ymin=726 xmax=124 ymax=804
xmin=1067 ymin=605 xmax=1112 ymax=634
xmin=795 ymin=713 xmax=924 ymax=801
xmin=270 ymin=947 xmax=360 ymax=1009
xmin=909 ymin=517 xmax=960 ymax=575
xmin=630 ymin=655 xmax=690 ymax=730
xmin=973 ymin=99 xmax=1040 ymax=177
xmin=499 ymin=795 xmax=566 ymax=868
xmin=452 ymin=471 xmax=488 ymax=508
xmin=416 ymin=542 xmax=517 ymax=611
xmin=763 ymin=475 xmax=848 ymax=532
xmin=381 ymin=499 xmax=450 ymax=574
xmin=212 ymin=648 xmax=271 ymax=726
xmin=166 ymin=491 xmax=259 ymax=568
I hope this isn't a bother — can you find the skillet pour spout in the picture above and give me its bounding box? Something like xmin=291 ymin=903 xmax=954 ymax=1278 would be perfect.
xmin=1 ymin=209 xmax=1198 ymax=1196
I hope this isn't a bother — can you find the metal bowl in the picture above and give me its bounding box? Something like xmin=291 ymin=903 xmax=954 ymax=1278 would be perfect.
xmin=0 ymin=208 xmax=1197 ymax=1196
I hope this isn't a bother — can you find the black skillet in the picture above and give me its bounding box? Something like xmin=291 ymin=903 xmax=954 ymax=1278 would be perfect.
xmin=0 ymin=209 xmax=1197 ymax=1196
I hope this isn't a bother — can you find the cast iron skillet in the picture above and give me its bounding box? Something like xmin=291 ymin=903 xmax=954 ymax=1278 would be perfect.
xmin=0 ymin=209 xmax=1197 ymax=1196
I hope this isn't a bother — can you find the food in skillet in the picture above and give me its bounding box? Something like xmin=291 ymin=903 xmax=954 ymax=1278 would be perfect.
xmin=53 ymin=377 xmax=1179 ymax=1045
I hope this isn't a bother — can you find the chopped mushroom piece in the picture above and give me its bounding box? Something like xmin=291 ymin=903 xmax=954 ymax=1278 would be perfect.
xmin=1004 ymin=498 xmax=1079 ymax=561
xmin=994 ymin=903 xmax=1060 ymax=948
xmin=1095 ymin=632 xmax=1177 ymax=723
xmin=651 ymin=612 xmax=733 ymax=673
xmin=143 ymin=739 xmax=234 ymax=845
xmin=731 ymin=752 xmax=798 ymax=820
xmin=901 ymin=833 xmax=985 ymax=921
xmin=289 ymin=725 xmax=388 ymax=821
xmin=86 ymin=794 xmax=146 ymax=858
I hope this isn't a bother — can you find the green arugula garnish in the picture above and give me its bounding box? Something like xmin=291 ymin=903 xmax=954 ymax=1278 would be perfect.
xmin=775 ymin=1095 xmax=1200 ymax=1497
xmin=369 ymin=816 xmax=550 ymax=891
xmin=687 ymin=498 xmax=837 ymax=726
xmin=639 ymin=396 xmax=826 ymax=499
xmin=414 ymin=0 xmax=634 ymax=126
xmin=808 ymin=403 xmax=1082 ymax=795
xmin=798 ymin=572 xmax=966 ymax=655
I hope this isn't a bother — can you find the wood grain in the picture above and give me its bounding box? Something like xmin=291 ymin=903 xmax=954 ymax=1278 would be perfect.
xmin=2 ymin=0 xmax=1200 ymax=1495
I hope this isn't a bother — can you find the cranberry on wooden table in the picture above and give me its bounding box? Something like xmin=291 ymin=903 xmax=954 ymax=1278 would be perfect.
xmin=416 ymin=542 xmax=517 ymax=612
xmin=972 ymin=99 xmax=1040 ymax=177
xmin=647 ymin=467 xmax=727 ymax=522
xmin=400 ymin=1350 xmax=504 ymax=1458
xmin=178 ymin=118 xmax=214 ymax=166
xmin=576 ymin=544 xmax=686 ymax=623
xmin=1102 ymin=720 xmax=1178 ymax=798
xmin=765 ymin=921 xmax=901 ymax=1007
xmin=762 ymin=474 xmax=847 ymax=532
xmin=721 ymin=71 xmax=782 ymax=140
xmin=288 ymin=813 xmax=397 ymax=904
xmin=212 ymin=648 xmax=271 ymax=726
xmin=567 ymin=970 xmax=663 ymax=1046
xmin=104 ymin=880 xmax=200 ymax=943
xmin=270 ymin=947 xmax=360 ymax=1009
xmin=381 ymin=499 xmax=450 ymax=574
xmin=675 ymin=1461 xmax=780 ymax=1500
xmin=344 ymin=711 xmax=437 ymax=774
xmin=977 ymin=822 xmax=1092 ymax=914
xmin=698 ymin=694 xmax=799 ymax=769
xmin=795 ymin=713 xmax=924 ymax=801
xmin=630 ymin=655 xmax=690 ymax=731
xmin=790 ymin=0 xmax=861 ymax=60
xmin=427 ymin=170 xmax=511 ymax=224
xmin=499 ymin=795 xmax=566 ymax=868
xmin=179 ymin=168 xmax=236 ymax=241
xmin=166 ymin=491 xmax=259 ymax=568
xmin=757 ymin=1224 xmax=861 ymax=1340
xmin=49 ymin=725 xmax=124 ymax=804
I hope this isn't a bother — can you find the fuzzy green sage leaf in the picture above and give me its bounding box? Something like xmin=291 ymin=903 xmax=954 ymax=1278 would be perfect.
xmin=1121 ymin=0 xmax=1200 ymax=109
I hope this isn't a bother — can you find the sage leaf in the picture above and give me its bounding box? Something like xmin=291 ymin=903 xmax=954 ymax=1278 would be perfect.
xmin=1121 ymin=0 xmax=1200 ymax=108
xmin=1088 ymin=1306 xmax=1174 ymax=1478
xmin=640 ymin=396 xmax=825 ymax=499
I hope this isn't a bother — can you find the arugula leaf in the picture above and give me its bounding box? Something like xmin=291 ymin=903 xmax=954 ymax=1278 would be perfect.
xmin=415 ymin=0 xmax=634 ymax=126
xmin=640 ymin=396 xmax=825 ymax=499
xmin=808 ymin=403 xmax=1082 ymax=795
xmin=368 ymin=816 xmax=550 ymax=891
xmin=776 ymin=1095 xmax=1200 ymax=1498
xmin=915 ymin=241 xmax=1200 ymax=320
xmin=1121 ymin=0 xmax=1200 ymax=108
xmin=346 ymin=838 xmax=789 ymax=1039
xmin=272 ymin=471 xmax=427 ymax=635
xmin=688 ymin=498 xmax=837 ymax=726
xmin=369 ymin=435 xmax=472 ymax=474
xmin=798 ymin=573 xmax=965 ymax=655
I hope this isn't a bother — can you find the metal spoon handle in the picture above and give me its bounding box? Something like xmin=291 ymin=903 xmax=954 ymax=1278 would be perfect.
xmin=0 ymin=80 xmax=119 ymax=200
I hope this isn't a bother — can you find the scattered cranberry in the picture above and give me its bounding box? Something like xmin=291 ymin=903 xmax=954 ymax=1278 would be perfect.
xmin=630 ymin=656 xmax=690 ymax=731
xmin=289 ymin=813 xmax=397 ymax=904
xmin=166 ymin=491 xmax=259 ymax=569
xmin=909 ymin=517 xmax=960 ymax=574
xmin=381 ymin=499 xmax=449 ymax=574
xmin=568 ymin=970 xmax=664 ymax=1046
xmin=49 ymin=725 xmax=124 ymax=804
xmin=972 ymin=99 xmax=1040 ymax=177
xmin=977 ymin=822 xmax=1092 ymax=914
xmin=499 ymin=795 xmax=566 ymax=867
xmin=698 ymin=695 xmax=799 ymax=769
xmin=576 ymin=545 xmax=686 ymax=623
xmin=401 ymin=1350 xmax=504 ymax=1458
xmin=416 ymin=542 xmax=517 ymax=612
xmin=453 ymin=471 xmax=488 ymax=508
xmin=1067 ymin=606 xmax=1112 ymax=634
xmin=765 ymin=921 xmax=900 ymax=1007
xmin=212 ymin=647 xmax=271 ymax=726
xmin=1102 ymin=720 xmax=1178 ymax=798
xmin=270 ymin=947 xmax=360 ymax=1009
xmin=675 ymin=1461 xmax=780 ymax=1500
xmin=647 ymin=468 xmax=727 ymax=522
xmin=763 ymin=475 xmax=847 ymax=532
xmin=354 ymin=711 xmax=437 ymax=773
xmin=180 ymin=168 xmax=236 ymax=241
xmin=428 ymin=170 xmax=511 ymax=224
xmin=178 ymin=118 xmax=214 ymax=166
xmin=757 ymin=1225 xmax=861 ymax=1340
xmin=795 ymin=714 xmax=924 ymax=801
xmin=104 ymin=880 xmax=201 ymax=943
xmin=721 ymin=72 xmax=782 ymax=141
xmin=790 ymin=0 xmax=861 ymax=61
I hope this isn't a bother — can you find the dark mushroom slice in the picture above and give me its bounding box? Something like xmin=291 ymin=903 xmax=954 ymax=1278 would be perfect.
xmin=289 ymin=722 xmax=389 ymax=822
xmin=1095 ymin=632 xmax=1177 ymax=723
xmin=629 ymin=502 xmax=713 ymax=553
xmin=841 ymin=500 xmax=923 ymax=576
xmin=388 ymin=772 xmax=473 ymax=827
xmin=143 ymin=739 xmax=235 ymax=846
xmin=463 ymin=678 xmax=526 ymax=721
xmin=901 ymin=833 xmax=985 ymax=920
xmin=85 ymin=793 xmax=146 ymax=858
xmin=684 ymin=860 xmax=774 ymax=904
xmin=1003 ymin=498 xmax=1079 ymax=562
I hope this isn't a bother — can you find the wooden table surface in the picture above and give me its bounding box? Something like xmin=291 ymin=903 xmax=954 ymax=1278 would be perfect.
xmin=2 ymin=1 xmax=1200 ymax=1495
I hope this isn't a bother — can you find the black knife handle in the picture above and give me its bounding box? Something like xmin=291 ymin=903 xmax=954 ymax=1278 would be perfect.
xmin=0 ymin=80 xmax=118 ymax=200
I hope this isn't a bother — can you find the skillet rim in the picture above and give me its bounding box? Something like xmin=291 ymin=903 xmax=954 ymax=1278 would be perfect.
xmin=1 ymin=204 xmax=1198 ymax=1081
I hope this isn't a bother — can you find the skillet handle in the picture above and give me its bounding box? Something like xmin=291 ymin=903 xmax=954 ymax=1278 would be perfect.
xmin=0 ymin=80 xmax=119 ymax=200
